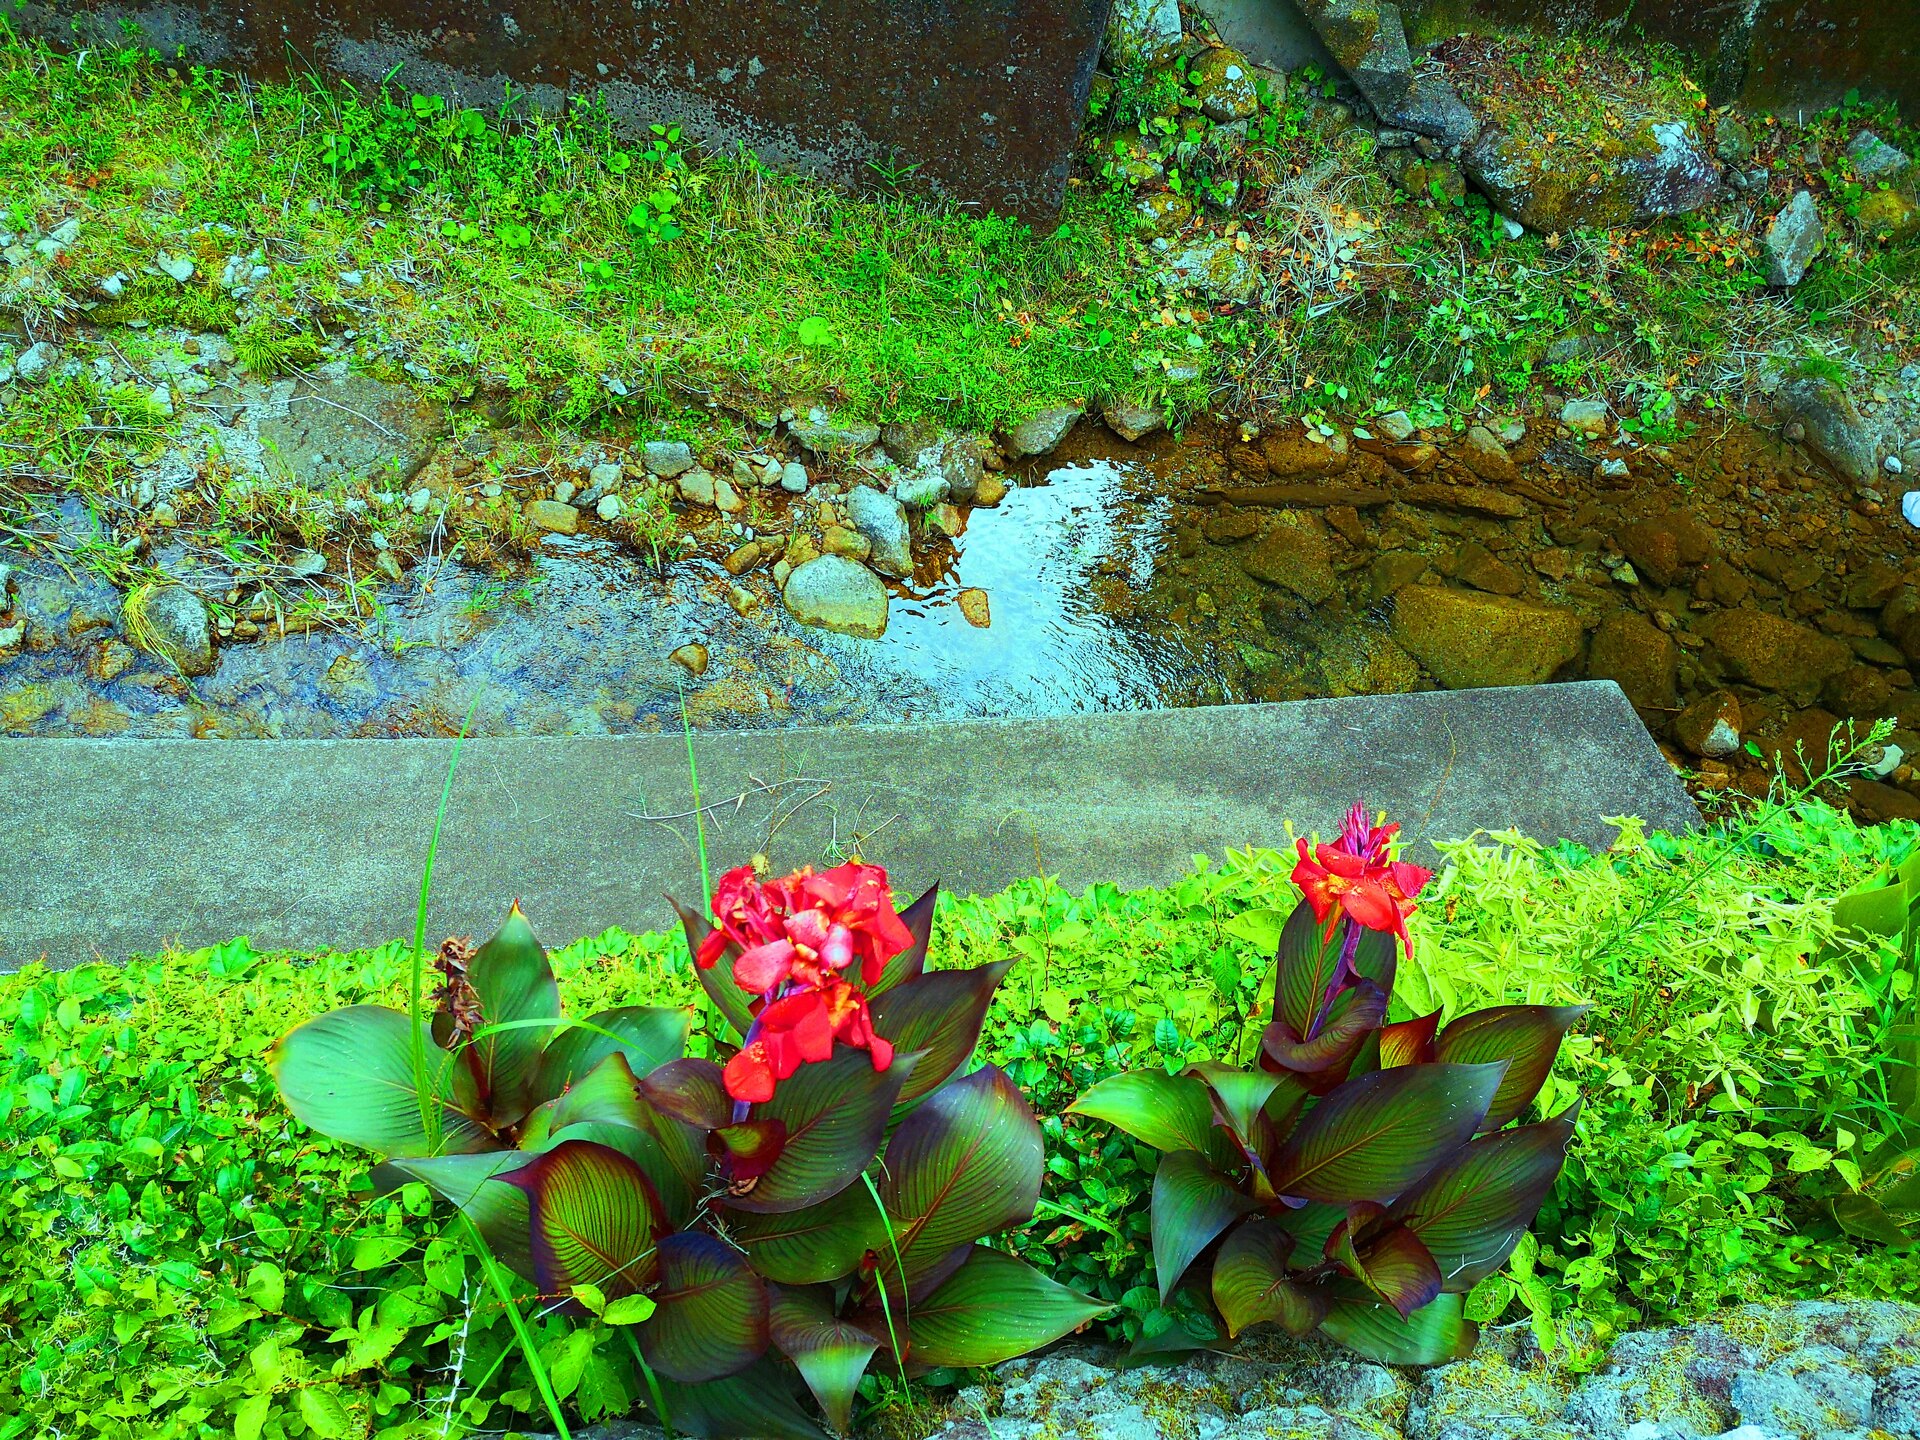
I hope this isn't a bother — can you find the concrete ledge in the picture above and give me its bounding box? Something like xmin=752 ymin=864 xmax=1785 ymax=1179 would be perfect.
xmin=2 ymin=683 xmax=1697 ymax=970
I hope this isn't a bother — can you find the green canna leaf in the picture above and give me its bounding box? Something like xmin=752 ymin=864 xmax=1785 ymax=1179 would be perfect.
xmin=534 ymin=1005 xmax=691 ymax=1101
xmin=906 ymin=1246 xmax=1113 ymax=1368
xmin=729 ymin=1187 xmax=885 ymax=1285
xmin=1261 ymin=980 xmax=1387 ymax=1088
xmin=1066 ymin=1069 xmax=1235 ymax=1164
xmin=768 ymin=1284 xmax=883 ymax=1433
xmin=865 ymin=882 xmax=940 ymax=999
xmin=546 ymin=1052 xmax=648 ymax=1133
xmin=1434 ymin=1005 xmax=1589 ymax=1132
xmin=269 ymin=1005 xmax=495 ymax=1157
xmin=547 ymin=1119 xmax=698 ymax=1230
xmin=867 ymin=959 xmax=1014 ymax=1108
xmin=1151 ymin=1149 xmax=1258 ymax=1302
xmin=502 ymin=1139 xmax=664 ymax=1304
xmin=460 ymin=904 xmax=562 ymax=1125
xmin=1271 ymin=900 xmax=1341 ymax=1039
xmin=726 ymin=1048 xmax=919 ymax=1215
xmin=640 ymin=1056 xmax=732 ymax=1131
xmin=875 ymin=1065 xmax=1044 ymax=1288
xmin=640 ymin=1232 xmax=770 ymax=1382
xmin=672 ymin=897 xmax=757 ymax=1040
xmin=1388 ymin=1107 xmax=1579 ymax=1290
xmin=1319 ymin=1291 xmax=1478 ymax=1364
xmin=1212 ymin=1218 xmax=1326 ymax=1338
xmin=1186 ymin=1062 xmax=1285 ymax=1146
xmin=649 ymin=1358 xmax=831 ymax=1440
xmin=1268 ymin=1062 xmax=1508 ymax=1204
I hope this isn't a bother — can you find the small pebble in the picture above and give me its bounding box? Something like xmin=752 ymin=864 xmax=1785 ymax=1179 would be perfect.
xmin=596 ymin=495 xmax=623 ymax=522
xmin=1888 ymin=455 xmax=1905 ymax=475
xmin=1902 ymin=491 xmax=1920 ymax=528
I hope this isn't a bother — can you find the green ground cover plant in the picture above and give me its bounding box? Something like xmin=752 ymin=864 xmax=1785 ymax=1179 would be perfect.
xmin=4 ymin=802 xmax=1918 ymax=1439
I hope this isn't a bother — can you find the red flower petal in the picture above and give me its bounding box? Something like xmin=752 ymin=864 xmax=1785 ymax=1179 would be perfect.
xmin=733 ymin=939 xmax=796 ymax=995
xmin=723 ymin=1043 xmax=776 ymax=1103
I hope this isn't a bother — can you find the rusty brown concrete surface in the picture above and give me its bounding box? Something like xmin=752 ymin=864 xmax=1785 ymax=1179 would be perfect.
xmin=15 ymin=0 xmax=1113 ymax=222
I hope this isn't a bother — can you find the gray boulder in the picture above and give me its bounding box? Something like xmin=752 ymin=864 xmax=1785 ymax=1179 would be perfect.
xmin=789 ymin=409 xmax=881 ymax=457
xmin=257 ymin=375 xmax=447 ymax=491
xmin=844 ymin=485 xmax=914 ymax=578
xmin=1003 ymin=405 xmax=1081 ymax=458
xmin=1106 ymin=0 xmax=1182 ymax=64
xmin=1100 ymin=398 xmax=1166 ymax=443
xmin=12 ymin=340 xmax=59 ymax=387
xmin=781 ymin=555 xmax=889 ymax=638
xmin=1384 ymin=74 xmax=1480 ymax=149
xmin=641 ymin=440 xmax=696 ymax=477
xmin=1779 ymin=375 xmax=1881 ymax=484
xmin=1464 ymin=111 xmax=1718 ymax=232
xmin=1158 ymin=235 xmax=1259 ymax=303
xmin=1850 ymin=130 xmax=1913 ymax=181
xmin=1765 ymin=191 xmax=1825 ymax=287
xmin=130 ymin=583 xmax=215 ymax=676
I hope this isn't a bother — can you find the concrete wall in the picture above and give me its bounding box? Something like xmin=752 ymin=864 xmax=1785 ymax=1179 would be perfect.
xmin=10 ymin=0 xmax=1113 ymax=222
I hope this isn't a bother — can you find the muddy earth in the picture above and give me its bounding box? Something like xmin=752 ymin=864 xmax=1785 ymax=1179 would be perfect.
xmin=4 ymin=357 xmax=1920 ymax=821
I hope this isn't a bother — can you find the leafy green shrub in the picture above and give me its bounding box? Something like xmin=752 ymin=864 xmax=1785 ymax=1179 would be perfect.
xmin=266 ymin=865 xmax=1109 ymax=1438
xmin=1069 ymin=805 xmax=1581 ymax=1364
xmin=4 ymin=807 xmax=1916 ymax=1439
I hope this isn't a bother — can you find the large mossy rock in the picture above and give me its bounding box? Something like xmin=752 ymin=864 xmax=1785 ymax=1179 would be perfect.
xmin=1390 ymin=584 xmax=1584 ymax=689
xmin=1462 ymin=106 xmax=1718 ymax=231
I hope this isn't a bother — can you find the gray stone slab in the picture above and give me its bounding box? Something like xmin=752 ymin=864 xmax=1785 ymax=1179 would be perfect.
xmin=1 ymin=682 xmax=1695 ymax=970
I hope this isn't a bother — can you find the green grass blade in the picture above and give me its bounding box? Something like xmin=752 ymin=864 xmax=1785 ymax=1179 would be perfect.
xmin=410 ymin=696 xmax=481 ymax=1156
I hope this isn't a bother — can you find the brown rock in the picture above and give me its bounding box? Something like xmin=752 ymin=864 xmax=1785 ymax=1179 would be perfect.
xmin=1848 ymin=778 xmax=1920 ymax=823
xmin=1698 ymin=563 xmax=1751 ymax=607
xmin=1401 ymin=483 xmax=1527 ymax=519
xmin=973 ymin=473 xmax=1009 ymax=507
xmin=1369 ymin=552 xmax=1431 ymax=603
xmin=1824 ymin=663 xmax=1894 ymax=718
xmin=1844 ymin=560 xmax=1906 ymax=610
xmin=1240 ymin=515 xmax=1337 ymax=603
xmin=1261 ymin=429 xmax=1348 ymax=480
xmin=957 ymin=588 xmax=991 ymax=628
xmin=1701 ymin=609 xmax=1851 ymax=697
xmin=1203 ymin=510 xmax=1262 ymax=545
xmin=1672 ymin=690 xmax=1742 ymax=757
xmin=1389 ymin=585 xmax=1585 ymax=689
xmin=1213 ymin=484 xmax=1389 ymax=509
xmin=1618 ymin=512 xmax=1714 ymax=588
xmin=1881 ymin=588 xmax=1920 ymax=663
xmin=523 ymin=499 xmax=580 ymax=535
xmin=1228 ymin=445 xmax=1269 ymax=478
xmin=1588 ymin=612 xmax=1677 ymax=711
xmin=1324 ymin=505 xmax=1366 ymax=547
xmin=1533 ymin=549 xmax=1573 ymax=582
xmin=1355 ymin=438 xmax=1438 ymax=473
xmin=1756 ymin=707 xmax=1845 ymax=785
xmin=723 ymin=542 xmax=763 ymax=575
xmin=1454 ymin=543 xmax=1525 ymax=597
xmin=1458 ymin=426 xmax=1519 ymax=484
xmin=823 ymin=526 xmax=872 ymax=562
xmin=670 ymin=642 xmax=709 ymax=676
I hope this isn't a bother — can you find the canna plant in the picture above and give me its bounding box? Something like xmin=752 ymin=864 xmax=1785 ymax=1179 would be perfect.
xmin=268 ymin=862 xmax=1110 ymax=1439
xmin=1068 ymin=804 xmax=1585 ymax=1365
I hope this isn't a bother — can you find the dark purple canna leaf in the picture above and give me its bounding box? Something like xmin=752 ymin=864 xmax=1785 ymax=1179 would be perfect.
xmin=710 ymin=1118 xmax=788 ymax=1182
xmin=1271 ymin=1198 xmax=1347 ymax=1257
xmin=1211 ymin=1219 xmax=1327 ymax=1339
xmin=547 ymin=1119 xmax=699 ymax=1230
xmin=725 ymin=1049 xmax=918 ymax=1215
xmin=867 ymin=960 xmax=1014 ymax=1108
xmin=874 ymin=1066 xmax=1044 ymax=1288
xmin=649 ymin=1358 xmax=831 ymax=1440
xmin=269 ymin=1004 xmax=495 ymax=1158
xmin=462 ymin=904 xmax=563 ymax=1125
xmin=906 ymin=1247 xmax=1114 ymax=1369
xmin=640 ymin=1232 xmax=771 ymax=1383
xmin=1261 ymin=980 xmax=1387 ymax=1090
xmin=641 ymin=1056 xmax=732 ymax=1131
xmin=1151 ymin=1149 xmax=1259 ymax=1302
xmin=1388 ymin=1105 xmax=1580 ymax=1291
xmin=728 ymin=1187 xmax=885 ymax=1286
xmin=1434 ymin=1004 xmax=1589 ymax=1132
xmin=671 ymin=896 xmax=757 ymax=1040
xmin=1348 ymin=924 xmax=1398 ymax=1003
xmin=502 ymin=1139 xmax=664 ymax=1305
xmin=1268 ymin=1062 xmax=1508 ymax=1205
xmin=769 ymin=1285 xmax=883 ymax=1434
xmin=533 ymin=1004 xmax=691 ymax=1102
xmin=1325 ymin=1205 xmax=1443 ymax=1318
xmin=1271 ymin=900 xmax=1342 ymax=1040
xmin=866 ymin=882 xmax=940 ymax=999
xmin=1319 ymin=1292 xmax=1478 ymax=1365
xmin=1067 ymin=1069 xmax=1236 ymax=1166
xmin=1378 ymin=1010 xmax=1442 ymax=1069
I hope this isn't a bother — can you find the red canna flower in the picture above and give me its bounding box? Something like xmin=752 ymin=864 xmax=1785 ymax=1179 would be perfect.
xmin=1292 ymin=803 xmax=1433 ymax=956
xmin=702 ymin=862 xmax=911 ymax=1103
